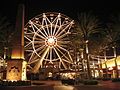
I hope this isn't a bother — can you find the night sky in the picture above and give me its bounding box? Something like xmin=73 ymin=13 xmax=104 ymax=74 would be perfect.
xmin=0 ymin=0 xmax=120 ymax=25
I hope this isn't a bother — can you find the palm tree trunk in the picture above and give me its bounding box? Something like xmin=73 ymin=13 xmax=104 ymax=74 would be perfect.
xmin=85 ymin=40 xmax=92 ymax=79
xmin=98 ymin=57 xmax=102 ymax=78
xmin=86 ymin=54 xmax=91 ymax=79
xmin=80 ymin=49 xmax=86 ymax=78
xmin=113 ymin=47 xmax=119 ymax=78
xmin=104 ymin=51 xmax=109 ymax=78
xmin=81 ymin=59 xmax=86 ymax=78
xmin=3 ymin=47 xmax=7 ymax=59
xmin=93 ymin=62 xmax=96 ymax=78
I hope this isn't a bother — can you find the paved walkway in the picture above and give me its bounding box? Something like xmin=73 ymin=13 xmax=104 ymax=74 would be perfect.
xmin=32 ymin=80 xmax=74 ymax=90
xmin=31 ymin=80 xmax=120 ymax=90
xmin=74 ymin=80 xmax=120 ymax=90
xmin=1 ymin=80 xmax=120 ymax=90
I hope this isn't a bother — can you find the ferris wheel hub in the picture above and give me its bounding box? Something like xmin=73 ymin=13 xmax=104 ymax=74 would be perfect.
xmin=45 ymin=36 xmax=57 ymax=47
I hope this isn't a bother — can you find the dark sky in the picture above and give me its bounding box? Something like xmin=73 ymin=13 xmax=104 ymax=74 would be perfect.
xmin=0 ymin=0 xmax=120 ymax=25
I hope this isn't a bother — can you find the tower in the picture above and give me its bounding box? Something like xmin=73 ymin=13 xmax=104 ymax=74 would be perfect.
xmin=6 ymin=4 xmax=27 ymax=81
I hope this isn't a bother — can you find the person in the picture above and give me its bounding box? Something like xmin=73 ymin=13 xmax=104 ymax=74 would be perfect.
xmin=74 ymin=77 xmax=79 ymax=85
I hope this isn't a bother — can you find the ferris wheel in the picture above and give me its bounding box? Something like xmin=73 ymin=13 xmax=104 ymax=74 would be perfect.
xmin=24 ymin=12 xmax=74 ymax=73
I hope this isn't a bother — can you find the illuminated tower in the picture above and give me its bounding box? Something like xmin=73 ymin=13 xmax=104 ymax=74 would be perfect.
xmin=6 ymin=4 xmax=27 ymax=81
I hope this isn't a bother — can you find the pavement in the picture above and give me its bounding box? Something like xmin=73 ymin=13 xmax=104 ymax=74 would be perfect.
xmin=74 ymin=80 xmax=120 ymax=90
xmin=31 ymin=80 xmax=120 ymax=90
xmin=1 ymin=80 xmax=120 ymax=90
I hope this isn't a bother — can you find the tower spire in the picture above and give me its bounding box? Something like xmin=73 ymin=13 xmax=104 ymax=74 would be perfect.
xmin=11 ymin=4 xmax=24 ymax=59
xmin=6 ymin=4 xmax=27 ymax=81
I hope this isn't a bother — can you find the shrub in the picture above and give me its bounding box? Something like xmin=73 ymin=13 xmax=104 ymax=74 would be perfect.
xmin=32 ymin=82 xmax=45 ymax=85
xmin=102 ymin=78 xmax=111 ymax=81
xmin=112 ymin=78 xmax=120 ymax=82
xmin=61 ymin=79 xmax=75 ymax=85
xmin=83 ymin=80 xmax=98 ymax=85
xmin=0 ymin=80 xmax=31 ymax=86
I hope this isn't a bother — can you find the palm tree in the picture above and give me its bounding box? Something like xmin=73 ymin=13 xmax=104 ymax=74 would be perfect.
xmin=91 ymin=38 xmax=110 ymax=79
xmin=76 ymin=11 xmax=102 ymax=79
xmin=104 ymin=14 xmax=120 ymax=78
xmin=0 ymin=14 xmax=14 ymax=59
xmin=69 ymin=25 xmax=87 ymax=78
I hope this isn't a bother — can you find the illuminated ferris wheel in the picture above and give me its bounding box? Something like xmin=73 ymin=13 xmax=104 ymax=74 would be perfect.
xmin=24 ymin=12 xmax=74 ymax=73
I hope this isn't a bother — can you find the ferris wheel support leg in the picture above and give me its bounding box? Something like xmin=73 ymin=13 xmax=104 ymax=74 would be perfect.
xmin=32 ymin=47 xmax=49 ymax=73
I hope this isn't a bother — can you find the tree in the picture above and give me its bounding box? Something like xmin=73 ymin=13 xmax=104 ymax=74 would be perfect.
xmin=76 ymin=11 xmax=102 ymax=79
xmin=0 ymin=14 xmax=14 ymax=59
xmin=104 ymin=14 xmax=120 ymax=78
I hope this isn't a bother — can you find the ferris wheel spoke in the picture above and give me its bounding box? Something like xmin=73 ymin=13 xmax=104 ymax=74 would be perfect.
xmin=41 ymin=26 xmax=49 ymax=37
xmin=55 ymin=46 xmax=71 ymax=63
xmin=42 ymin=19 xmax=50 ymax=36
xmin=35 ymin=46 xmax=48 ymax=58
xmin=34 ymin=41 xmax=44 ymax=44
xmin=62 ymin=59 xmax=72 ymax=64
xmin=25 ymin=50 xmax=33 ymax=52
xmin=57 ymin=45 xmax=73 ymax=62
xmin=25 ymin=32 xmax=34 ymax=36
xmin=57 ymin=33 xmax=69 ymax=39
xmin=45 ymin=49 xmax=49 ymax=60
xmin=53 ymin=47 xmax=67 ymax=69
xmin=57 ymin=45 xmax=68 ymax=52
xmin=35 ymin=45 xmax=46 ymax=54
xmin=33 ymin=44 xmax=43 ymax=49
xmin=52 ymin=15 xmax=61 ymax=35
xmin=56 ymin=21 xmax=74 ymax=37
xmin=58 ymin=46 xmax=73 ymax=62
xmin=33 ymin=37 xmax=44 ymax=41
xmin=24 ymin=36 xmax=32 ymax=42
xmin=29 ymin=20 xmax=36 ymax=32
xmin=24 ymin=41 xmax=32 ymax=48
xmin=44 ymin=58 xmax=59 ymax=62
xmin=35 ymin=19 xmax=49 ymax=37
xmin=27 ymin=55 xmax=39 ymax=65
xmin=25 ymin=28 xmax=34 ymax=34
xmin=50 ymin=48 xmax=52 ymax=62
xmin=28 ymin=59 xmax=39 ymax=64
xmin=31 ymin=23 xmax=37 ymax=33
xmin=34 ymin=36 xmax=45 ymax=42
xmin=42 ymin=16 xmax=50 ymax=36
xmin=67 ymin=51 xmax=73 ymax=62
xmin=54 ymin=25 xmax=62 ymax=36
xmin=54 ymin=24 xmax=67 ymax=36
xmin=43 ymin=13 xmax=51 ymax=24
xmin=34 ymin=32 xmax=45 ymax=40
xmin=28 ymin=51 xmax=36 ymax=62
xmin=32 ymin=22 xmax=47 ymax=38
xmin=57 ymin=41 xmax=70 ymax=44
xmin=52 ymin=20 xmax=59 ymax=35
xmin=51 ymin=13 xmax=60 ymax=24
xmin=29 ymin=55 xmax=40 ymax=64
xmin=25 ymin=34 xmax=34 ymax=39
xmin=50 ymin=23 xmax=53 ymax=36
